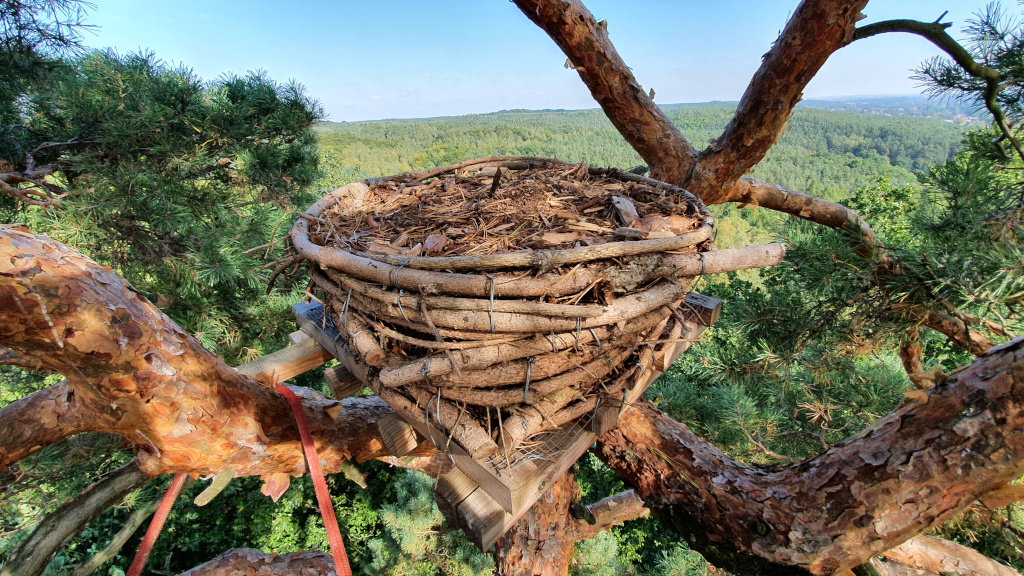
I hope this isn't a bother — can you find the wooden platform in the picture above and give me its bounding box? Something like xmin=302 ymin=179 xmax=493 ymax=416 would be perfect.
xmin=291 ymin=293 xmax=721 ymax=550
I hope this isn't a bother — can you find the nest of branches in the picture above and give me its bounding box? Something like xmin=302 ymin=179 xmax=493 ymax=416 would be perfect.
xmin=291 ymin=157 xmax=715 ymax=460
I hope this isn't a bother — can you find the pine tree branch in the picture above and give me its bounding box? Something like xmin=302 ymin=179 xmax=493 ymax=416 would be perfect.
xmin=0 ymin=381 xmax=100 ymax=470
xmin=0 ymin=227 xmax=436 ymax=476
xmin=880 ymin=535 xmax=1022 ymax=576
xmin=726 ymin=177 xmax=884 ymax=247
xmin=694 ymin=0 xmax=869 ymax=203
xmin=853 ymin=19 xmax=1024 ymax=163
xmin=0 ymin=459 xmax=151 ymax=576
xmin=899 ymin=326 xmax=927 ymax=388
xmin=68 ymin=495 xmax=163 ymax=576
xmin=510 ymin=0 xmax=697 ymax=183
xmin=596 ymin=337 xmax=1024 ymax=574
xmin=899 ymin=306 xmax=995 ymax=357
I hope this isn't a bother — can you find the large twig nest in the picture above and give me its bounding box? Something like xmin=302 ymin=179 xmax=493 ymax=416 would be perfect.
xmin=291 ymin=157 xmax=715 ymax=459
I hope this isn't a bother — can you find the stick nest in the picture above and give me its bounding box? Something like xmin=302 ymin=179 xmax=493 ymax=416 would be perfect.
xmin=291 ymin=157 xmax=715 ymax=461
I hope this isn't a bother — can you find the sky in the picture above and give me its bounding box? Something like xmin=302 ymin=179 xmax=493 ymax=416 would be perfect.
xmin=84 ymin=0 xmax=998 ymax=122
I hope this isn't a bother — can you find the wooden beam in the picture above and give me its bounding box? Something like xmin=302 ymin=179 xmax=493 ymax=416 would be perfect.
xmin=377 ymin=413 xmax=424 ymax=457
xmin=235 ymin=338 xmax=333 ymax=385
xmin=683 ymin=292 xmax=722 ymax=327
xmin=292 ymin=302 xmax=372 ymax=383
xmin=325 ymin=365 xmax=364 ymax=399
xmin=458 ymin=488 xmax=511 ymax=551
xmin=435 ymin=467 xmax=478 ymax=527
xmin=288 ymin=330 xmax=311 ymax=345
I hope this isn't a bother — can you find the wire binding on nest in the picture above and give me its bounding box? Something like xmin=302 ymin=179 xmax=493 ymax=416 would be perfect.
xmin=396 ymin=289 xmax=410 ymax=322
xmin=418 ymin=355 xmax=432 ymax=387
xmin=589 ymin=327 xmax=601 ymax=351
xmin=391 ymin=258 xmax=411 ymax=289
xmin=523 ymin=356 xmax=535 ymax=403
xmin=340 ymin=289 xmax=352 ymax=330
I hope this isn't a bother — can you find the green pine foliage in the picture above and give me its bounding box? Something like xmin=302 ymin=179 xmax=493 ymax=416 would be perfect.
xmin=362 ymin=471 xmax=492 ymax=576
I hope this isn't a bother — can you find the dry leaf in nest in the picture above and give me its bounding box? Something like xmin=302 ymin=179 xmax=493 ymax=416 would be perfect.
xmin=424 ymin=234 xmax=447 ymax=256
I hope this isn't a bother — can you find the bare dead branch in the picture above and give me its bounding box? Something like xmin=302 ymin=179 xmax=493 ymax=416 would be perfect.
xmin=68 ymin=495 xmax=162 ymax=576
xmin=0 ymin=460 xmax=151 ymax=576
xmin=178 ymin=549 xmax=335 ymax=576
xmin=569 ymin=489 xmax=650 ymax=541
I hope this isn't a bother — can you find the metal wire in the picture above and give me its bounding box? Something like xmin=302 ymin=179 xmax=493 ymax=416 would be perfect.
xmin=523 ymin=357 xmax=535 ymax=403
xmin=391 ymin=258 xmax=411 ymax=288
xmin=396 ymin=289 xmax=410 ymax=322
xmin=340 ymin=289 xmax=352 ymax=330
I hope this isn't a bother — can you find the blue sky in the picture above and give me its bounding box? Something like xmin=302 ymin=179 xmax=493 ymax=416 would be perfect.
xmin=85 ymin=1 xmax=996 ymax=121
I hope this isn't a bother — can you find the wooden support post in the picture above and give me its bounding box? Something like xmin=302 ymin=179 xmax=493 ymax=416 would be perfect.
xmin=459 ymin=489 xmax=511 ymax=551
xmin=288 ymin=330 xmax=311 ymax=345
xmin=325 ymin=365 xmax=364 ymax=399
xmin=285 ymin=296 xmax=722 ymax=553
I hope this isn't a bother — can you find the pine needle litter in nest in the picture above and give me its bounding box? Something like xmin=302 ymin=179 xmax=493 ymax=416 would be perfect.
xmin=309 ymin=165 xmax=703 ymax=258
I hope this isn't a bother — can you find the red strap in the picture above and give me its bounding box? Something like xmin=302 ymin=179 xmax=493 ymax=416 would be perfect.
xmin=126 ymin=472 xmax=187 ymax=576
xmin=278 ymin=384 xmax=353 ymax=576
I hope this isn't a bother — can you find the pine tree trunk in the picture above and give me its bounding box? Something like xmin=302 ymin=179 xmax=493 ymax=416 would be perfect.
xmin=494 ymin=472 xmax=578 ymax=576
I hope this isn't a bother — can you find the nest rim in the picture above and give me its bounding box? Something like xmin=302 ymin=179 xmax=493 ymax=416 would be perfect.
xmin=290 ymin=156 xmax=715 ymax=276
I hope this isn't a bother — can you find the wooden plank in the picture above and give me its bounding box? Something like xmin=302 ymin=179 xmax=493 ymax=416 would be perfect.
xmin=481 ymin=429 xmax=596 ymax=550
xmin=683 ymin=292 xmax=722 ymax=327
xmin=458 ymin=488 xmax=511 ymax=551
xmin=293 ymin=302 xmax=372 ymax=383
xmin=235 ymin=337 xmax=333 ymax=385
xmin=435 ymin=468 xmax=478 ymax=527
xmin=288 ymin=330 xmax=311 ymax=345
xmin=452 ymin=454 xmax=538 ymax=514
xmin=377 ymin=413 xmax=423 ymax=457
xmin=325 ymin=364 xmax=364 ymax=398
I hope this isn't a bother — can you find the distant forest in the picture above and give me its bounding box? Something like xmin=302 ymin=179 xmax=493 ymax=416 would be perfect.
xmin=316 ymin=99 xmax=967 ymax=201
